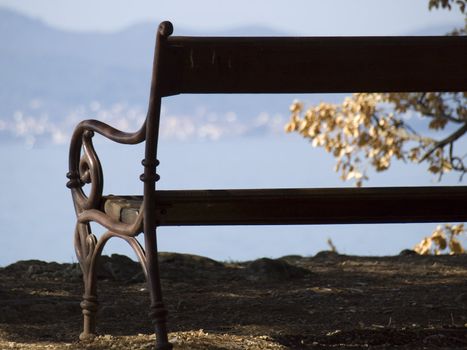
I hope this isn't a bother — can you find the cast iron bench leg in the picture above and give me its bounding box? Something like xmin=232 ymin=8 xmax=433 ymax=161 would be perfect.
xmin=145 ymin=227 xmax=172 ymax=350
xmin=80 ymin=292 xmax=98 ymax=340
xmin=75 ymin=223 xmax=99 ymax=341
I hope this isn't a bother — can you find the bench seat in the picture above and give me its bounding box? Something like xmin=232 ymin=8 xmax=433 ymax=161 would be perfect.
xmin=103 ymin=186 xmax=467 ymax=227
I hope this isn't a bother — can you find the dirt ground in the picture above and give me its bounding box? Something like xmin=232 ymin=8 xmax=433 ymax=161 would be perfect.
xmin=1 ymin=251 xmax=467 ymax=349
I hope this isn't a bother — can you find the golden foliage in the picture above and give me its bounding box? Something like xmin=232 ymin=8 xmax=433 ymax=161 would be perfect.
xmin=414 ymin=224 xmax=465 ymax=255
xmin=285 ymin=93 xmax=467 ymax=186
xmin=285 ymin=92 xmax=466 ymax=187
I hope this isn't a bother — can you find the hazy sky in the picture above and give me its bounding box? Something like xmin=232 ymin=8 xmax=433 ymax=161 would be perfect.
xmin=0 ymin=0 xmax=464 ymax=35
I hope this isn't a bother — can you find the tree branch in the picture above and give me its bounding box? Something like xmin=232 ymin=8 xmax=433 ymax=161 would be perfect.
xmin=420 ymin=122 xmax=467 ymax=161
xmin=416 ymin=95 xmax=465 ymax=124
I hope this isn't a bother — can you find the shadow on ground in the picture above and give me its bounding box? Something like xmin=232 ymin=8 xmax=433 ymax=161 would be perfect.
xmin=1 ymin=252 xmax=467 ymax=348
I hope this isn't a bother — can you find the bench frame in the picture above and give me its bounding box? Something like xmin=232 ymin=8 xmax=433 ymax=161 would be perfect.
xmin=67 ymin=21 xmax=467 ymax=349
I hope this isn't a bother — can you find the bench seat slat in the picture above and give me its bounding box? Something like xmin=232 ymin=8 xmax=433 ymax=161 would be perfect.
xmin=103 ymin=186 xmax=467 ymax=226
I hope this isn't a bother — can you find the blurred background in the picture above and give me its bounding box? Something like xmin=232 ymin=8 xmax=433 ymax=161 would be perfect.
xmin=0 ymin=0 xmax=465 ymax=266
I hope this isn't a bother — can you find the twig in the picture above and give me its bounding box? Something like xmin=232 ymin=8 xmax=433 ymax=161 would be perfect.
xmin=420 ymin=123 xmax=467 ymax=162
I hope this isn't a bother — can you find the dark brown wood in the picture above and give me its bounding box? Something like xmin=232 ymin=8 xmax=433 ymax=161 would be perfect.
xmin=141 ymin=22 xmax=173 ymax=350
xmin=159 ymin=36 xmax=467 ymax=96
xmin=152 ymin=186 xmax=467 ymax=225
xmin=103 ymin=186 xmax=467 ymax=226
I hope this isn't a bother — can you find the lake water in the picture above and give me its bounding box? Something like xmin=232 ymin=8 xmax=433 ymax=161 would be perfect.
xmin=0 ymin=135 xmax=464 ymax=266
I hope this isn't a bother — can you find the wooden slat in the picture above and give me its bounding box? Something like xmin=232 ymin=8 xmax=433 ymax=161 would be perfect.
xmin=117 ymin=186 xmax=467 ymax=226
xmin=159 ymin=36 xmax=467 ymax=96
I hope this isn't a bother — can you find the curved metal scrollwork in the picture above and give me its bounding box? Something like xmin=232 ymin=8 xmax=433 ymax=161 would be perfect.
xmin=68 ymin=119 xmax=148 ymax=261
xmin=67 ymin=119 xmax=149 ymax=339
xmin=74 ymin=223 xmax=148 ymax=280
xmin=74 ymin=221 xmax=148 ymax=340
xmin=67 ymin=120 xmax=146 ymax=212
xmin=78 ymin=130 xmax=103 ymax=210
xmin=74 ymin=223 xmax=97 ymax=274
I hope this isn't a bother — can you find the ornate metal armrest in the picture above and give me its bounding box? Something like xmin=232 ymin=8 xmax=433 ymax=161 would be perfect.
xmin=66 ymin=120 xmax=145 ymax=271
xmin=66 ymin=119 xmax=146 ymax=213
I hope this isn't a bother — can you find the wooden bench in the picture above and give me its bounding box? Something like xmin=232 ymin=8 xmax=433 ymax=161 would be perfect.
xmin=66 ymin=21 xmax=467 ymax=349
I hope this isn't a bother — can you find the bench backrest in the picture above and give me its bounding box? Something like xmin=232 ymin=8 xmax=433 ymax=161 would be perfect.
xmin=152 ymin=23 xmax=467 ymax=97
xmin=137 ymin=22 xmax=467 ymax=228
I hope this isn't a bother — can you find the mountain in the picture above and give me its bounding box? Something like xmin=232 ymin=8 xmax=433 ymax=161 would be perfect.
xmin=0 ymin=8 xmax=297 ymax=112
xmin=0 ymin=8 xmax=153 ymax=111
